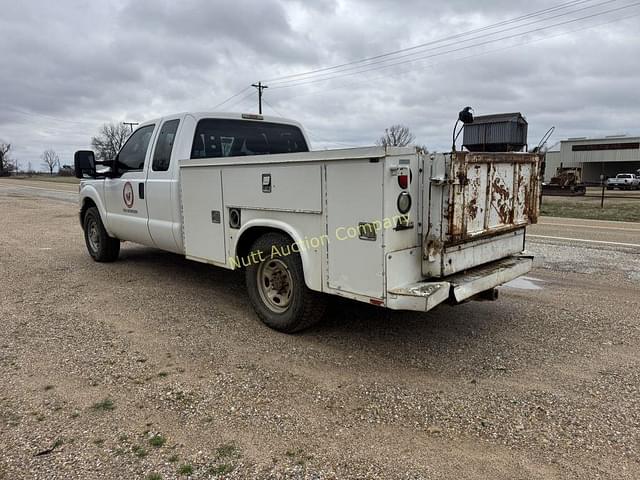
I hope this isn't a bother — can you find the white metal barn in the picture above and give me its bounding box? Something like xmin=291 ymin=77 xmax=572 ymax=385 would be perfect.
xmin=544 ymin=136 xmax=640 ymax=183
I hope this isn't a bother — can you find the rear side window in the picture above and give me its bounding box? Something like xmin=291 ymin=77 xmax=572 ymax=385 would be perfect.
xmin=118 ymin=124 xmax=155 ymax=171
xmin=190 ymin=119 xmax=308 ymax=159
xmin=152 ymin=119 xmax=180 ymax=171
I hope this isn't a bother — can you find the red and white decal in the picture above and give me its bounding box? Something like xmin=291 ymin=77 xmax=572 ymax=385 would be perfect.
xmin=123 ymin=182 xmax=134 ymax=208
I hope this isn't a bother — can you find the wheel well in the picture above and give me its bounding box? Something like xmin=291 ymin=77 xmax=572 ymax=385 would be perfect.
xmin=80 ymin=198 xmax=97 ymax=227
xmin=235 ymin=227 xmax=294 ymax=265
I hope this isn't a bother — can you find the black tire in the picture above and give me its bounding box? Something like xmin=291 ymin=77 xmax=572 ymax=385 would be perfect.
xmin=245 ymin=233 xmax=324 ymax=333
xmin=83 ymin=206 xmax=120 ymax=262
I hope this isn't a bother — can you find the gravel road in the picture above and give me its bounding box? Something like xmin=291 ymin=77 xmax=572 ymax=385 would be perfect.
xmin=1 ymin=193 xmax=639 ymax=479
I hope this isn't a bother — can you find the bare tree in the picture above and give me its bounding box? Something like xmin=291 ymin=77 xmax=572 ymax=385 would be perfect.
xmin=41 ymin=149 xmax=60 ymax=175
xmin=376 ymin=124 xmax=415 ymax=147
xmin=0 ymin=143 xmax=11 ymax=176
xmin=91 ymin=123 xmax=130 ymax=162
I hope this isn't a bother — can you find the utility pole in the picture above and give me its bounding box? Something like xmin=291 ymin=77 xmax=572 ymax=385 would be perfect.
xmin=251 ymin=82 xmax=268 ymax=114
xmin=123 ymin=122 xmax=139 ymax=133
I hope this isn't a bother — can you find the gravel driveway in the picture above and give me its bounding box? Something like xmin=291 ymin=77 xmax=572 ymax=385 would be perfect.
xmin=1 ymin=194 xmax=638 ymax=479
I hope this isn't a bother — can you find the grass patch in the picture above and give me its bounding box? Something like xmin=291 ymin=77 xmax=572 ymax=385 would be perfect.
xmin=177 ymin=464 xmax=193 ymax=475
xmin=168 ymin=454 xmax=180 ymax=463
xmin=208 ymin=463 xmax=235 ymax=476
xmin=93 ymin=438 xmax=105 ymax=446
xmin=215 ymin=443 xmax=238 ymax=459
xmin=92 ymin=398 xmax=115 ymax=411
xmin=157 ymin=371 xmax=169 ymax=378
xmin=132 ymin=445 xmax=148 ymax=458
xmin=541 ymin=194 xmax=640 ymax=222
xmin=146 ymin=474 xmax=162 ymax=480
xmin=149 ymin=434 xmax=166 ymax=447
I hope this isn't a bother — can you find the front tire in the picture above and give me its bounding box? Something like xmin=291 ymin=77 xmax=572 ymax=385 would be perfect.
xmin=245 ymin=233 xmax=324 ymax=333
xmin=83 ymin=207 xmax=120 ymax=262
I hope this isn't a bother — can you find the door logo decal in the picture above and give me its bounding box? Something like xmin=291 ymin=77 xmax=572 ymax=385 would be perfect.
xmin=123 ymin=182 xmax=135 ymax=208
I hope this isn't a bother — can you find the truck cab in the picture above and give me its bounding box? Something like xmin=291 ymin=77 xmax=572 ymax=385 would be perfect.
xmin=78 ymin=113 xmax=310 ymax=255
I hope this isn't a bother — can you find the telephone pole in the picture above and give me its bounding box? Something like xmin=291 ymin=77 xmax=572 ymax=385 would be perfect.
xmin=123 ymin=122 xmax=139 ymax=133
xmin=251 ymin=82 xmax=268 ymax=114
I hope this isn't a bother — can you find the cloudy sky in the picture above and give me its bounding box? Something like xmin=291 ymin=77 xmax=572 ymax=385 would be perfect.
xmin=1 ymin=0 xmax=639 ymax=169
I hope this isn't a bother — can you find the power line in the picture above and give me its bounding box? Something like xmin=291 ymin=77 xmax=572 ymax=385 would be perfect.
xmin=269 ymin=1 xmax=640 ymax=90
xmin=261 ymin=98 xmax=284 ymax=117
xmin=211 ymin=86 xmax=253 ymax=110
xmin=269 ymin=0 xmax=618 ymax=88
xmin=272 ymin=8 xmax=640 ymax=103
xmin=264 ymin=0 xmax=599 ymax=84
xmin=225 ymin=90 xmax=257 ymax=111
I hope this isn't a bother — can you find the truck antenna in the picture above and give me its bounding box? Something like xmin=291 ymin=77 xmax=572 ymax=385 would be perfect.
xmin=251 ymin=82 xmax=269 ymax=114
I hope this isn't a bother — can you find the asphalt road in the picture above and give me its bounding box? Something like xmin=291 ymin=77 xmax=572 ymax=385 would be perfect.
xmin=1 ymin=179 xmax=639 ymax=479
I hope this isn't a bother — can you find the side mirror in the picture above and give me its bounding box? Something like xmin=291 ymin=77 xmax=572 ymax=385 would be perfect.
xmin=74 ymin=150 xmax=96 ymax=178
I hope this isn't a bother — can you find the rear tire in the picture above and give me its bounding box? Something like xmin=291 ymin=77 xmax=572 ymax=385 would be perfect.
xmin=245 ymin=233 xmax=324 ymax=333
xmin=83 ymin=207 xmax=120 ymax=262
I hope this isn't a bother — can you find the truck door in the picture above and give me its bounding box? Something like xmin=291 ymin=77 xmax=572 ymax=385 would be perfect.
xmin=104 ymin=124 xmax=157 ymax=246
xmin=146 ymin=117 xmax=182 ymax=253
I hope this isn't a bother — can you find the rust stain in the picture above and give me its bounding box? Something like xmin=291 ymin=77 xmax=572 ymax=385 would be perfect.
xmin=467 ymin=197 xmax=478 ymax=220
xmin=492 ymin=176 xmax=514 ymax=225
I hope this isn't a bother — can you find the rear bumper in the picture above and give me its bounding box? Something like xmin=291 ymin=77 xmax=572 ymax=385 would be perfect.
xmin=387 ymin=254 xmax=533 ymax=312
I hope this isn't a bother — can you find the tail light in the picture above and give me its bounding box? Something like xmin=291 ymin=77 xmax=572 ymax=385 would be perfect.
xmin=398 ymin=173 xmax=409 ymax=189
xmin=397 ymin=169 xmax=412 ymax=189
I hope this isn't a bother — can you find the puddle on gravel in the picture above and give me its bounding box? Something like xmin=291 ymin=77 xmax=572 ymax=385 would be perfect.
xmin=503 ymin=276 xmax=544 ymax=290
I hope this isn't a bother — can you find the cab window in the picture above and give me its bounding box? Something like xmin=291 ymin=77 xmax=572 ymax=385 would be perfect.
xmin=117 ymin=124 xmax=155 ymax=171
xmin=190 ymin=119 xmax=308 ymax=159
xmin=152 ymin=119 xmax=180 ymax=171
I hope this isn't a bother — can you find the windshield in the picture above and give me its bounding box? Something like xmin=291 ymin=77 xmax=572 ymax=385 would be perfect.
xmin=191 ymin=119 xmax=308 ymax=159
xmin=617 ymin=174 xmax=632 ymax=178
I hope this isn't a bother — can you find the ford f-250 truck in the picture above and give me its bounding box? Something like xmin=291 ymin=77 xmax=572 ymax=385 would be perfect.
xmin=75 ymin=111 xmax=540 ymax=333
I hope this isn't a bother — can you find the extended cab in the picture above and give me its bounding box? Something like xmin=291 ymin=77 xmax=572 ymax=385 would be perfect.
xmin=75 ymin=112 xmax=541 ymax=332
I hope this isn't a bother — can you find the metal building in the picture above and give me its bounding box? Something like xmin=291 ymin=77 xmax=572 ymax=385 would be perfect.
xmin=544 ymin=136 xmax=640 ymax=183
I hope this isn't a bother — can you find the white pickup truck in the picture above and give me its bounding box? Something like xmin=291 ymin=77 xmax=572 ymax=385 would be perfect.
xmin=606 ymin=173 xmax=640 ymax=190
xmin=75 ymin=112 xmax=540 ymax=332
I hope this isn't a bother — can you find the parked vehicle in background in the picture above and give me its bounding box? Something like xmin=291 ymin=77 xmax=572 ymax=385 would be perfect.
xmin=606 ymin=173 xmax=640 ymax=190
xmin=542 ymin=166 xmax=586 ymax=196
xmin=74 ymin=111 xmax=541 ymax=333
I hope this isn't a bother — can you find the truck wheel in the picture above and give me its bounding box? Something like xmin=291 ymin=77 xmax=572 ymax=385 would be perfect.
xmin=83 ymin=207 xmax=120 ymax=262
xmin=245 ymin=233 xmax=324 ymax=333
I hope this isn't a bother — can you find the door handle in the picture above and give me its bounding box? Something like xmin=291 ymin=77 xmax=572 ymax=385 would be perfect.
xmin=138 ymin=182 xmax=145 ymax=199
